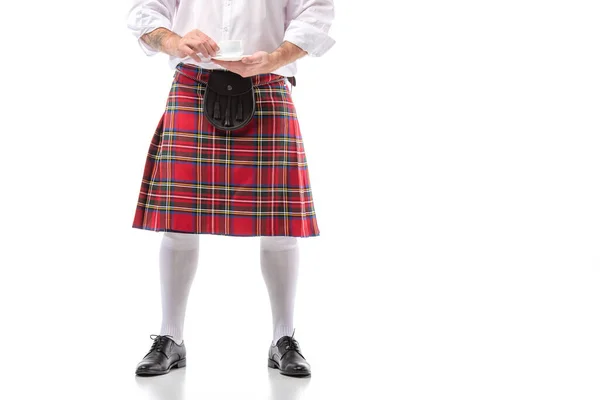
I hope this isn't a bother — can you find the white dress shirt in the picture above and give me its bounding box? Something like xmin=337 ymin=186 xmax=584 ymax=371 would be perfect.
xmin=127 ymin=0 xmax=335 ymax=76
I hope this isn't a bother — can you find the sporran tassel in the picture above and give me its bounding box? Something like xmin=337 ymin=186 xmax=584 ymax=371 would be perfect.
xmin=213 ymin=94 xmax=221 ymax=119
xmin=236 ymin=98 xmax=243 ymax=121
xmin=224 ymin=95 xmax=232 ymax=127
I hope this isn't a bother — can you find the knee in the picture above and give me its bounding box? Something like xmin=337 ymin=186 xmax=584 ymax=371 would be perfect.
xmin=260 ymin=236 xmax=298 ymax=252
xmin=162 ymin=232 xmax=200 ymax=250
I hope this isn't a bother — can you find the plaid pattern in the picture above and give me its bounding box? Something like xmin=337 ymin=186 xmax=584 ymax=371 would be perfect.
xmin=132 ymin=63 xmax=320 ymax=237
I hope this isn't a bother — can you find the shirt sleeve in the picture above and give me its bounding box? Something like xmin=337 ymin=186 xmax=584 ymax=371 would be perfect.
xmin=127 ymin=0 xmax=179 ymax=56
xmin=283 ymin=0 xmax=336 ymax=57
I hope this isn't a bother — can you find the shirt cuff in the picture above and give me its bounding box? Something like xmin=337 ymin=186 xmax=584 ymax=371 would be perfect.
xmin=283 ymin=20 xmax=336 ymax=57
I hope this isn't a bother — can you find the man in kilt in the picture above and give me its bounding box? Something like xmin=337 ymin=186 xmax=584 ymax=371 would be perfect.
xmin=127 ymin=0 xmax=335 ymax=377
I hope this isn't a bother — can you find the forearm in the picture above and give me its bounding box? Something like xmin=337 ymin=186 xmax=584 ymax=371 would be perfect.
xmin=270 ymin=41 xmax=308 ymax=69
xmin=141 ymin=28 xmax=181 ymax=56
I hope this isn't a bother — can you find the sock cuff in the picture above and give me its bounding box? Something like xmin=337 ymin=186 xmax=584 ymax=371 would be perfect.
xmin=162 ymin=232 xmax=200 ymax=251
xmin=260 ymin=236 xmax=298 ymax=252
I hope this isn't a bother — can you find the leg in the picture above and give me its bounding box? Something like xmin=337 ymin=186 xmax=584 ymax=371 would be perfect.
xmin=261 ymin=236 xmax=311 ymax=376
xmin=260 ymin=236 xmax=300 ymax=344
xmin=159 ymin=232 xmax=200 ymax=344
xmin=136 ymin=232 xmax=199 ymax=376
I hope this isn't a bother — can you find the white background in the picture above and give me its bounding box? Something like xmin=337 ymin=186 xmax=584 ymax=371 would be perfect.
xmin=0 ymin=0 xmax=599 ymax=399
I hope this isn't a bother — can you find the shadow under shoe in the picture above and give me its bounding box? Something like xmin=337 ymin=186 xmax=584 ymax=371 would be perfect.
xmin=136 ymin=334 xmax=187 ymax=376
xmin=268 ymin=331 xmax=311 ymax=377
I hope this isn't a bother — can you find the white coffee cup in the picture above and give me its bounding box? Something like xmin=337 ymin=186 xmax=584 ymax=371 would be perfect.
xmin=217 ymin=40 xmax=243 ymax=56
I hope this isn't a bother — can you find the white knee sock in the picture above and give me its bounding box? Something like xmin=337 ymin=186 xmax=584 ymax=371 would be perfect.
xmin=260 ymin=236 xmax=300 ymax=345
xmin=158 ymin=232 xmax=200 ymax=345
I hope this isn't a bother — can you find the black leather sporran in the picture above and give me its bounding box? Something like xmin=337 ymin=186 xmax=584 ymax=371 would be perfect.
xmin=204 ymin=70 xmax=255 ymax=131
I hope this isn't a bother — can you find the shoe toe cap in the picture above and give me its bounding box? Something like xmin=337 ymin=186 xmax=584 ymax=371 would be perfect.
xmin=285 ymin=362 xmax=311 ymax=375
xmin=136 ymin=361 xmax=163 ymax=374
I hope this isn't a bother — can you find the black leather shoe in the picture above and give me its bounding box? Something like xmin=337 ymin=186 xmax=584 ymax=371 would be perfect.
xmin=268 ymin=332 xmax=311 ymax=377
xmin=135 ymin=334 xmax=186 ymax=376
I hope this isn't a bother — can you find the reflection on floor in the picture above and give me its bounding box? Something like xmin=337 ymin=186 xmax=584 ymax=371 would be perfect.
xmin=134 ymin=366 xmax=311 ymax=400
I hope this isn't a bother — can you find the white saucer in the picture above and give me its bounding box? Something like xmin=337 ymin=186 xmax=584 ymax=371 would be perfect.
xmin=212 ymin=54 xmax=251 ymax=61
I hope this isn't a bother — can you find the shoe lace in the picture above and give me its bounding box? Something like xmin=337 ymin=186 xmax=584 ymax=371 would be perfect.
xmin=281 ymin=329 xmax=301 ymax=356
xmin=147 ymin=334 xmax=173 ymax=356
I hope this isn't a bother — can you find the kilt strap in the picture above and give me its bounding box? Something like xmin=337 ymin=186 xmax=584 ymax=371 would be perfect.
xmin=174 ymin=64 xmax=295 ymax=89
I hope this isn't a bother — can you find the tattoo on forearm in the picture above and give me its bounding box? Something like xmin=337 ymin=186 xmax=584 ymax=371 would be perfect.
xmin=272 ymin=41 xmax=307 ymax=67
xmin=142 ymin=28 xmax=171 ymax=52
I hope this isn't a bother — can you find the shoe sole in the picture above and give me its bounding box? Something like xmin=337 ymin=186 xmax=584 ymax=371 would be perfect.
xmin=267 ymin=358 xmax=311 ymax=377
xmin=135 ymin=358 xmax=187 ymax=376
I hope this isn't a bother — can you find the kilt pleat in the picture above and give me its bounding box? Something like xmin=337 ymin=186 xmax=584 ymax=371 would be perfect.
xmin=132 ymin=63 xmax=320 ymax=237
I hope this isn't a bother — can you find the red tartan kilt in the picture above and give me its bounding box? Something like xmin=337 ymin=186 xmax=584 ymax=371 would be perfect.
xmin=132 ymin=63 xmax=320 ymax=237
